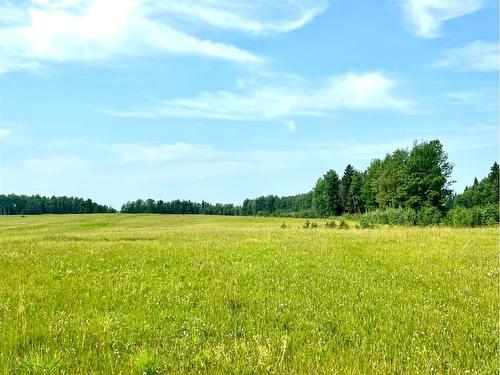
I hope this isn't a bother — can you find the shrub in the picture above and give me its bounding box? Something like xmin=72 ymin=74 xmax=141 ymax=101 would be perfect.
xmin=303 ymin=219 xmax=310 ymax=228
xmin=361 ymin=208 xmax=416 ymax=226
xmin=325 ymin=220 xmax=337 ymax=229
xmin=416 ymin=206 xmax=442 ymax=226
xmin=359 ymin=216 xmax=375 ymax=229
xmin=280 ymin=222 xmax=287 ymax=229
xmin=444 ymin=204 xmax=499 ymax=227
xmin=338 ymin=220 xmax=350 ymax=229
xmin=482 ymin=204 xmax=499 ymax=225
xmin=311 ymin=222 xmax=318 ymax=228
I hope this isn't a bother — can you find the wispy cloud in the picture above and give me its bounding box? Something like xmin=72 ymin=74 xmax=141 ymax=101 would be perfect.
xmin=104 ymin=71 xmax=416 ymax=120
xmin=110 ymin=142 xmax=220 ymax=163
xmin=434 ymin=41 xmax=499 ymax=72
xmin=5 ymin=131 xmax=496 ymax=206
xmin=401 ymin=0 xmax=482 ymax=38
xmin=155 ymin=0 xmax=328 ymax=36
xmin=21 ymin=155 xmax=91 ymax=174
xmin=0 ymin=128 xmax=12 ymax=139
xmin=445 ymin=88 xmax=499 ymax=112
xmin=3 ymin=0 xmax=339 ymax=73
xmin=283 ymin=120 xmax=297 ymax=133
xmin=0 ymin=0 xmax=329 ymax=74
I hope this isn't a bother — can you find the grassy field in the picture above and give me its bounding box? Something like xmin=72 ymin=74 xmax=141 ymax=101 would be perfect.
xmin=0 ymin=214 xmax=497 ymax=374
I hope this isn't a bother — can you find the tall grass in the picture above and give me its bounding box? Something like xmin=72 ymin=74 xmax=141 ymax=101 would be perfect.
xmin=0 ymin=214 xmax=497 ymax=373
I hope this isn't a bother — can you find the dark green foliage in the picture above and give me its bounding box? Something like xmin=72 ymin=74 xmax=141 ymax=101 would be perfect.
xmin=324 ymin=220 xmax=337 ymax=228
xmin=242 ymin=192 xmax=313 ymax=217
xmin=303 ymin=219 xmax=311 ymax=228
xmin=313 ymin=170 xmax=341 ymax=217
xmin=338 ymin=220 xmax=349 ymax=229
xmin=6 ymin=141 xmax=496 ymax=229
xmin=440 ymin=161 xmax=499 ymax=227
xmin=0 ymin=194 xmax=115 ymax=215
xmin=400 ymin=140 xmax=453 ymax=211
xmin=453 ymin=162 xmax=499 ymax=208
xmin=280 ymin=222 xmax=287 ymax=229
xmin=310 ymin=221 xmax=318 ymax=228
xmin=359 ymin=216 xmax=375 ymax=229
xmin=117 ymin=148 xmax=494 ymax=227
xmin=121 ymin=199 xmax=241 ymax=215
xmin=361 ymin=159 xmax=382 ymax=211
xmin=358 ymin=209 xmax=417 ymax=226
xmin=416 ymin=205 xmax=442 ymax=226
xmin=349 ymin=171 xmax=365 ymax=213
xmin=444 ymin=205 xmax=499 ymax=227
xmin=359 ymin=141 xmax=453 ymax=213
xmin=376 ymin=149 xmax=409 ymax=209
xmin=340 ymin=164 xmax=355 ymax=213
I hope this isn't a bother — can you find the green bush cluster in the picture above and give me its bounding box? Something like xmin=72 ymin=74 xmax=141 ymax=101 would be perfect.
xmin=358 ymin=208 xmax=417 ymax=226
xmin=324 ymin=220 xmax=337 ymax=228
xmin=444 ymin=204 xmax=499 ymax=227
xmin=338 ymin=220 xmax=350 ymax=229
xmin=416 ymin=206 xmax=442 ymax=226
xmin=359 ymin=216 xmax=375 ymax=229
xmin=351 ymin=204 xmax=498 ymax=228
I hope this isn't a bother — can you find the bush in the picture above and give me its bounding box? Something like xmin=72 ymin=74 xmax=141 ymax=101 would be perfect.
xmin=361 ymin=208 xmax=417 ymax=226
xmin=311 ymin=222 xmax=318 ymax=228
xmin=340 ymin=204 xmax=499 ymax=228
xmin=444 ymin=204 xmax=499 ymax=227
xmin=280 ymin=222 xmax=287 ymax=229
xmin=303 ymin=219 xmax=310 ymax=228
xmin=483 ymin=204 xmax=500 ymax=225
xmin=416 ymin=206 xmax=442 ymax=226
xmin=359 ymin=216 xmax=375 ymax=229
xmin=338 ymin=220 xmax=350 ymax=229
xmin=325 ymin=220 xmax=337 ymax=229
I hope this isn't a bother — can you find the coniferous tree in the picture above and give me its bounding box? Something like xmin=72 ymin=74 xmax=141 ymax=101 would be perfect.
xmin=340 ymin=164 xmax=355 ymax=213
xmin=349 ymin=171 xmax=365 ymax=213
xmin=313 ymin=170 xmax=341 ymax=216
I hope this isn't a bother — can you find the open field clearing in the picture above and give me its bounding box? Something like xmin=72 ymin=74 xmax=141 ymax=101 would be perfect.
xmin=0 ymin=214 xmax=498 ymax=373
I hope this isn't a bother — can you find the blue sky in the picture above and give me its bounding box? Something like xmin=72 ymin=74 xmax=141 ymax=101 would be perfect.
xmin=0 ymin=0 xmax=498 ymax=208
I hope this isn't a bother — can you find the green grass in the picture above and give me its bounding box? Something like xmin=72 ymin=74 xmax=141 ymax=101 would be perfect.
xmin=0 ymin=214 xmax=497 ymax=373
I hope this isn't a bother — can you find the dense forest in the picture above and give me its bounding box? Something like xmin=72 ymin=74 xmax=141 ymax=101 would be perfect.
xmin=1 ymin=140 xmax=498 ymax=226
xmin=0 ymin=194 xmax=116 ymax=215
xmin=120 ymin=199 xmax=241 ymax=216
xmin=120 ymin=140 xmax=499 ymax=226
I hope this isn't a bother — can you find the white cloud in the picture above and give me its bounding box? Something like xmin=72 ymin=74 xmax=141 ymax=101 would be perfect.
xmin=110 ymin=142 xmax=220 ymax=163
xmin=283 ymin=120 xmax=297 ymax=133
xmin=0 ymin=128 xmax=12 ymax=139
xmin=0 ymin=0 xmax=329 ymax=73
xmin=435 ymin=41 xmax=499 ymax=72
xmin=105 ymin=71 xmax=415 ymax=120
xmin=155 ymin=0 xmax=328 ymax=36
xmin=402 ymin=0 xmax=482 ymax=38
xmin=21 ymin=155 xmax=90 ymax=174
xmin=0 ymin=0 xmax=300 ymax=73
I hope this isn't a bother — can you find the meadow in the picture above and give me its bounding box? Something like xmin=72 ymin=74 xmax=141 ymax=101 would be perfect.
xmin=0 ymin=214 xmax=497 ymax=374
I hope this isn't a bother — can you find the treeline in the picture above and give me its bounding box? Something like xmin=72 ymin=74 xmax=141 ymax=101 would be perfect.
xmin=0 ymin=194 xmax=116 ymax=215
xmin=445 ymin=161 xmax=499 ymax=226
xmin=242 ymin=140 xmax=498 ymax=226
xmin=241 ymin=192 xmax=314 ymax=217
xmin=2 ymin=139 xmax=498 ymax=226
xmin=244 ymin=140 xmax=455 ymax=216
xmin=120 ymin=193 xmax=315 ymax=217
xmin=121 ymin=199 xmax=241 ymax=215
xmin=119 ymin=140 xmax=499 ymax=227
